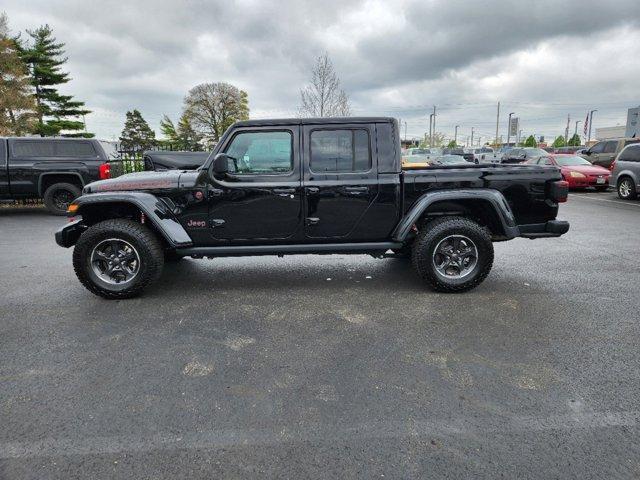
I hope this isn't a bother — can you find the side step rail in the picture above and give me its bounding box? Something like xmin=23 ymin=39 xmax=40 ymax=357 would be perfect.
xmin=176 ymin=242 xmax=404 ymax=258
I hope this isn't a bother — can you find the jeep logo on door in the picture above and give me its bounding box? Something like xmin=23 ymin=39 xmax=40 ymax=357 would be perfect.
xmin=187 ymin=219 xmax=207 ymax=228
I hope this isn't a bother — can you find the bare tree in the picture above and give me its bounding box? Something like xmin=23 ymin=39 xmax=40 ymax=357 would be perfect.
xmin=299 ymin=53 xmax=351 ymax=117
xmin=183 ymin=82 xmax=249 ymax=145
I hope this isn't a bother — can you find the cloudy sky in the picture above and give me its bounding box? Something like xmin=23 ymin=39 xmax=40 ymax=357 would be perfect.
xmin=4 ymin=0 xmax=640 ymax=143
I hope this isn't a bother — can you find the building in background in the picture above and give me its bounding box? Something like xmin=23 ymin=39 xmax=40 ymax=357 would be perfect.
xmin=626 ymin=107 xmax=640 ymax=138
xmin=595 ymin=125 xmax=626 ymax=140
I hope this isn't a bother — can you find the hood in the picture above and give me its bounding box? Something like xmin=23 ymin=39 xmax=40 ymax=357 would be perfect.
xmin=560 ymin=164 xmax=610 ymax=175
xmin=83 ymin=170 xmax=189 ymax=194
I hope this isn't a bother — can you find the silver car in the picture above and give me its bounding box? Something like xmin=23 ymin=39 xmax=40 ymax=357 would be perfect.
xmin=611 ymin=143 xmax=640 ymax=200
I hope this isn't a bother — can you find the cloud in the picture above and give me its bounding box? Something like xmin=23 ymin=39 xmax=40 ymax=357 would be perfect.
xmin=3 ymin=0 xmax=639 ymax=141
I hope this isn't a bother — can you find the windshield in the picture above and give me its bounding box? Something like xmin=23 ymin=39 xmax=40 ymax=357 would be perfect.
xmin=409 ymin=148 xmax=430 ymax=155
xmin=437 ymin=155 xmax=467 ymax=164
xmin=556 ymin=155 xmax=591 ymax=166
xmin=404 ymin=154 xmax=431 ymax=164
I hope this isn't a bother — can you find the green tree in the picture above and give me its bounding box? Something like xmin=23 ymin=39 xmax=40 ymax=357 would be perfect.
xmin=568 ymin=133 xmax=581 ymax=146
xmin=523 ymin=135 xmax=537 ymax=147
xmin=552 ymin=135 xmax=566 ymax=148
xmin=160 ymin=113 xmax=202 ymax=150
xmin=0 ymin=13 xmax=36 ymax=135
xmin=119 ymin=110 xmax=156 ymax=154
xmin=184 ymin=82 xmax=249 ymax=144
xmin=19 ymin=24 xmax=91 ymax=137
xmin=446 ymin=140 xmax=457 ymax=148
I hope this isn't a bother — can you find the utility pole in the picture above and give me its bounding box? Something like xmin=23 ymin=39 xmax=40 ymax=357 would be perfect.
xmin=431 ymin=105 xmax=437 ymax=147
xmin=564 ymin=114 xmax=570 ymax=144
xmin=470 ymin=127 xmax=474 ymax=147
xmin=454 ymin=125 xmax=459 ymax=145
xmin=587 ymin=110 xmax=597 ymax=143
xmin=495 ymin=101 xmax=500 ymax=147
xmin=574 ymin=120 xmax=582 ymax=145
xmin=428 ymin=114 xmax=433 ymax=147
xmin=506 ymin=112 xmax=515 ymax=146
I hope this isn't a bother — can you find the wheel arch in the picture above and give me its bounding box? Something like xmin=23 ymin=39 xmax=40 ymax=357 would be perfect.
xmin=392 ymin=189 xmax=520 ymax=242
xmin=72 ymin=193 xmax=193 ymax=249
xmin=38 ymin=172 xmax=85 ymax=196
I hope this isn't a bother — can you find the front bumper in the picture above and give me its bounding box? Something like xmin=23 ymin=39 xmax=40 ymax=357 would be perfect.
xmin=55 ymin=218 xmax=87 ymax=248
xmin=518 ymin=220 xmax=570 ymax=239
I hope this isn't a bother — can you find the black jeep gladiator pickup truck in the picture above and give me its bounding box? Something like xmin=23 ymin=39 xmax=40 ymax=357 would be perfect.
xmin=0 ymin=137 xmax=114 ymax=214
xmin=55 ymin=117 xmax=569 ymax=299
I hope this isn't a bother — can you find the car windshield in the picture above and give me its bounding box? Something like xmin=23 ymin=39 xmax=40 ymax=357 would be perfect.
xmin=556 ymin=155 xmax=591 ymax=166
xmin=409 ymin=149 xmax=429 ymax=155
xmin=404 ymin=154 xmax=431 ymax=164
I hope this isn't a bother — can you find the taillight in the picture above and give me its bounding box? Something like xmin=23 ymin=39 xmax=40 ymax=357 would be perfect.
xmin=609 ymin=159 xmax=616 ymax=172
xmin=99 ymin=163 xmax=111 ymax=179
xmin=551 ymin=180 xmax=569 ymax=203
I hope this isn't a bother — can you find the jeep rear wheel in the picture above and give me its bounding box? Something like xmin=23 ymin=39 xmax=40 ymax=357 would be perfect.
xmin=411 ymin=216 xmax=494 ymax=293
xmin=73 ymin=219 xmax=164 ymax=299
xmin=43 ymin=182 xmax=81 ymax=215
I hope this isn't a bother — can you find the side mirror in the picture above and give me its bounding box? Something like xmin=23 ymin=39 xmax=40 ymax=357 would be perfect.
xmin=583 ymin=149 xmax=591 ymax=155
xmin=212 ymin=153 xmax=232 ymax=176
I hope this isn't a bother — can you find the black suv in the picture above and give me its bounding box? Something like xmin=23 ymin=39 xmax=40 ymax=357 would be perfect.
xmin=56 ymin=117 xmax=569 ymax=298
xmin=0 ymin=138 xmax=114 ymax=214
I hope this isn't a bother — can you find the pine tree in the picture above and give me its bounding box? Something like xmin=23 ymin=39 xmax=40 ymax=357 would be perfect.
xmin=523 ymin=135 xmax=537 ymax=147
xmin=19 ymin=24 xmax=91 ymax=137
xmin=119 ymin=110 xmax=156 ymax=154
xmin=0 ymin=13 xmax=36 ymax=135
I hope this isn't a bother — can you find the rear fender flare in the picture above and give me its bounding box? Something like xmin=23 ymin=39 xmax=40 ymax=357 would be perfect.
xmin=392 ymin=189 xmax=520 ymax=241
xmin=73 ymin=192 xmax=193 ymax=248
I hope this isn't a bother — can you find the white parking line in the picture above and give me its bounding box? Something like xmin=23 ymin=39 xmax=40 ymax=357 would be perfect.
xmin=569 ymin=193 xmax=640 ymax=208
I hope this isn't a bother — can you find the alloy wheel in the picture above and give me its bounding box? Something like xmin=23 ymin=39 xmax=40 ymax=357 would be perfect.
xmin=90 ymin=238 xmax=141 ymax=285
xmin=432 ymin=235 xmax=478 ymax=279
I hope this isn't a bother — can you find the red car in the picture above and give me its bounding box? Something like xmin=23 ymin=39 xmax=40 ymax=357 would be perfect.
xmin=527 ymin=154 xmax=611 ymax=190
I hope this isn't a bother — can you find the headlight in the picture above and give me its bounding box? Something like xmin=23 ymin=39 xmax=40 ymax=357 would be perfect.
xmin=569 ymin=171 xmax=586 ymax=178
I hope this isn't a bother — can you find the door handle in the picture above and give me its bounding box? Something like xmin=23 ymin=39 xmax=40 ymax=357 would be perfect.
xmin=344 ymin=186 xmax=369 ymax=194
xmin=210 ymin=219 xmax=225 ymax=228
xmin=306 ymin=187 xmax=319 ymax=194
xmin=305 ymin=217 xmax=320 ymax=226
xmin=273 ymin=188 xmax=295 ymax=195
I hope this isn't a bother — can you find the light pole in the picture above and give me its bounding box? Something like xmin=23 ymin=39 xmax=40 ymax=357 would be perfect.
xmin=429 ymin=113 xmax=434 ymax=147
xmin=574 ymin=120 xmax=581 ymax=145
xmin=587 ymin=110 xmax=597 ymax=143
xmin=454 ymin=125 xmax=459 ymax=146
xmin=430 ymin=106 xmax=437 ymax=147
xmin=470 ymin=127 xmax=474 ymax=147
xmin=506 ymin=112 xmax=515 ymax=146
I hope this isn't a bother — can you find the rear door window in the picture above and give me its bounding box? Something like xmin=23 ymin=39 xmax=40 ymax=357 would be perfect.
xmin=589 ymin=142 xmax=605 ymax=154
xmin=619 ymin=145 xmax=640 ymax=162
xmin=603 ymin=141 xmax=617 ymax=153
xmin=310 ymin=129 xmax=371 ymax=173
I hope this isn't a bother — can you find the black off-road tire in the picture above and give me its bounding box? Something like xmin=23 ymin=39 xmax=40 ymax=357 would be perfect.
xmin=43 ymin=182 xmax=82 ymax=215
xmin=411 ymin=216 xmax=494 ymax=293
xmin=72 ymin=219 xmax=164 ymax=299
xmin=617 ymin=177 xmax=637 ymax=200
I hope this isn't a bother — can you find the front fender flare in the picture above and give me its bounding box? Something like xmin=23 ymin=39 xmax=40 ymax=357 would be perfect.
xmin=71 ymin=192 xmax=193 ymax=248
xmin=392 ymin=189 xmax=520 ymax=242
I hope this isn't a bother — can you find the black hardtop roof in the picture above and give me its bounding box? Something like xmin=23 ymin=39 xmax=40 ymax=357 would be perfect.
xmin=232 ymin=117 xmax=396 ymax=127
xmin=0 ymin=137 xmax=100 ymax=141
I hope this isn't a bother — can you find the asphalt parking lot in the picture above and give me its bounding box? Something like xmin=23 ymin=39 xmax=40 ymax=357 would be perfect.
xmin=1 ymin=190 xmax=639 ymax=479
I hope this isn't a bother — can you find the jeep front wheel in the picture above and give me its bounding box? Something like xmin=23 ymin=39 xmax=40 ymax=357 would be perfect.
xmin=72 ymin=219 xmax=164 ymax=299
xmin=411 ymin=216 xmax=494 ymax=293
